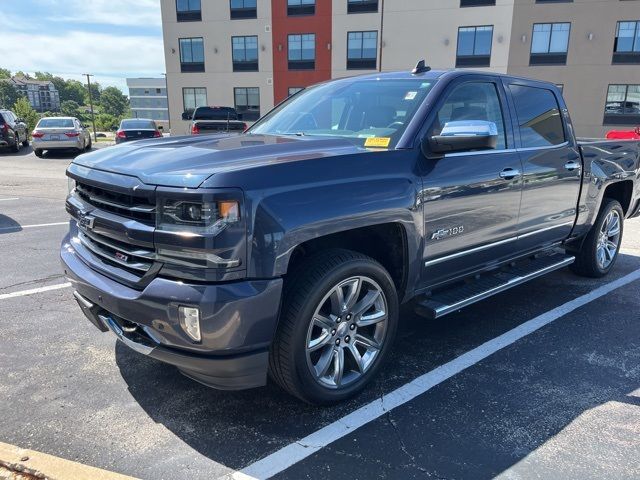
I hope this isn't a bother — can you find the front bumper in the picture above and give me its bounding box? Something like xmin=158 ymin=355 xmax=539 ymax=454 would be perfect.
xmin=61 ymin=234 xmax=283 ymax=390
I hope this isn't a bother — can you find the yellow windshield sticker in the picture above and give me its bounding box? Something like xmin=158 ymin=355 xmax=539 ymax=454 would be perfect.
xmin=364 ymin=137 xmax=391 ymax=148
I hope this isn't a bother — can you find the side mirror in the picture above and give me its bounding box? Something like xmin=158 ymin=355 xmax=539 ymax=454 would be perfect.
xmin=422 ymin=120 xmax=498 ymax=159
xmin=15 ymin=118 xmax=24 ymax=124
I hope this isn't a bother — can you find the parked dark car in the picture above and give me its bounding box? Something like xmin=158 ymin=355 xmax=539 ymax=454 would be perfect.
xmin=61 ymin=65 xmax=640 ymax=405
xmin=0 ymin=109 xmax=29 ymax=152
xmin=115 ymin=119 xmax=162 ymax=144
xmin=187 ymin=106 xmax=247 ymax=135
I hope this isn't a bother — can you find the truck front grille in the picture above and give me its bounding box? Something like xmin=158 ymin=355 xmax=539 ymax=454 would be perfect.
xmin=78 ymin=229 xmax=155 ymax=274
xmin=75 ymin=181 xmax=156 ymax=226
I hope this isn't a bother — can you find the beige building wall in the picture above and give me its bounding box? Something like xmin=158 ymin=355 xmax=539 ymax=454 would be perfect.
xmin=331 ymin=0 xmax=381 ymax=78
xmin=507 ymin=0 xmax=640 ymax=138
xmin=161 ymin=0 xmax=274 ymax=135
xmin=380 ymin=0 xmax=516 ymax=73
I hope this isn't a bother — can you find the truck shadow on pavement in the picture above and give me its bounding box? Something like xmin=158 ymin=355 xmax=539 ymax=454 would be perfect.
xmin=114 ymin=257 xmax=640 ymax=477
xmin=0 ymin=214 xmax=22 ymax=234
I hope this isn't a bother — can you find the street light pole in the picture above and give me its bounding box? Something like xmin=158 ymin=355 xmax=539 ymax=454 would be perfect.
xmin=83 ymin=73 xmax=98 ymax=142
xmin=162 ymin=73 xmax=171 ymax=134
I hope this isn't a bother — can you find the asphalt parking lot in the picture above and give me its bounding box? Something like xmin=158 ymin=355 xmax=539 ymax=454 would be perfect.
xmin=0 ymin=145 xmax=639 ymax=480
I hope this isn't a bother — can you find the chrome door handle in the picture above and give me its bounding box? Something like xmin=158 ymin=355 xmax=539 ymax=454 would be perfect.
xmin=499 ymin=168 xmax=521 ymax=180
xmin=564 ymin=161 xmax=581 ymax=172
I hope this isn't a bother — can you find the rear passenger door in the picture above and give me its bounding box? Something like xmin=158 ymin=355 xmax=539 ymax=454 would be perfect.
xmin=505 ymin=82 xmax=582 ymax=250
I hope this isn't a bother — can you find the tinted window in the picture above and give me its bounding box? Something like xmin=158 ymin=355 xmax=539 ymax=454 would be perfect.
xmin=193 ymin=107 xmax=238 ymax=120
xmin=431 ymin=82 xmax=507 ymax=150
xmin=121 ymin=120 xmax=156 ymax=129
xmin=509 ymin=85 xmax=565 ymax=147
xmin=37 ymin=118 xmax=75 ymax=128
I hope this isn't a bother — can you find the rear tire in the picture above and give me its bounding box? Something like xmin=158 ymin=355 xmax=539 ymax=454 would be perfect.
xmin=269 ymin=249 xmax=398 ymax=405
xmin=34 ymin=149 xmax=43 ymax=158
xmin=570 ymin=198 xmax=624 ymax=278
xmin=86 ymin=137 xmax=92 ymax=150
xmin=22 ymin=136 xmax=29 ymax=147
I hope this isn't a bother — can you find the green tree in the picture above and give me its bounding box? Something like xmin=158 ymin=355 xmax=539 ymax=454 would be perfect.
xmin=13 ymin=97 xmax=40 ymax=133
xmin=61 ymin=100 xmax=82 ymax=118
xmin=13 ymin=71 xmax=31 ymax=79
xmin=60 ymin=80 xmax=86 ymax=104
xmin=100 ymin=86 xmax=129 ymax=117
xmin=0 ymin=68 xmax=11 ymax=79
xmin=34 ymin=72 xmax=54 ymax=81
xmin=84 ymin=81 xmax=102 ymax=106
xmin=95 ymin=113 xmax=118 ymax=131
xmin=0 ymin=81 xmax=23 ymax=109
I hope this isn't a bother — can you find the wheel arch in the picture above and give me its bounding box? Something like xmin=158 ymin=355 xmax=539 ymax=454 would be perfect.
xmin=285 ymin=223 xmax=411 ymax=302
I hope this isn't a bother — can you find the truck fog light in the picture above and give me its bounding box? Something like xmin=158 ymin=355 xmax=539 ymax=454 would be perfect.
xmin=179 ymin=306 xmax=201 ymax=342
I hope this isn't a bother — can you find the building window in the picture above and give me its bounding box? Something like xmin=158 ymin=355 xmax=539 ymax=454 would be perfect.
xmin=530 ymin=23 xmax=570 ymax=65
xmin=182 ymin=87 xmax=207 ymax=119
xmin=347 ymin=0 xmax=378 ymax=14
xmin=456 ymin=26 xmax=493 ymax=67
xmin=179 ymin=37 xmax=205 ymax=72
xmin=460 ymin=0 xmax=495 ymax=6
xmin=230 ymin=0 xmax=257 ymax=19
xmin=288 ymin=0 xmax=315 ymax=16
xmin=234 ymin=87 xmax=260 ymax=121
xmin=288 ymin=87 xmax=304 ymax=96
xmin=288 ymin=34 xmax=316 ymax=70
xmin=347 ymin=31 xmax=378 ymax=70
xmin=604 ymin=84 xmax=640 ymax=125
xmin=176 ymin=0 xmax=201 ymax=21
xmin=232 ymin=36 xmax=259 ymax=71
xmin=613 ymin=21 xmax=640 ymax=64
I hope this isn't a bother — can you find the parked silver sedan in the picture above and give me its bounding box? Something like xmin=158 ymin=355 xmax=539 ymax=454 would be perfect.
xmin=32 ymin=117 xmax=92 ymax=157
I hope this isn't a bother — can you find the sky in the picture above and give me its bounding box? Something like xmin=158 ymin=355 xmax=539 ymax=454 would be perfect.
xmin=0 ymin=0 xmax=165 ymax=93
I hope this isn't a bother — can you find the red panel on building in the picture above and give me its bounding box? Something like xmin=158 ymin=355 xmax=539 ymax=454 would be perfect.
xmin=271 ymin=0 xmax=332 ymax=104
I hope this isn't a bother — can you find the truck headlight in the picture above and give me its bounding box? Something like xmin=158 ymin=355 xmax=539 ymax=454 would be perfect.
xmin=67 ymin=177 xmax=76 ymax=195
xmin=157 ymin=199 xmax=240 ymax=235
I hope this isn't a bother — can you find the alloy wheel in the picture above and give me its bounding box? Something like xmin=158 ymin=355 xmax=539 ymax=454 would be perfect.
xmin=305 ymin=276 xmax=388 ymax=389
xmin=596 ymin=209 xmax=621 ymax=269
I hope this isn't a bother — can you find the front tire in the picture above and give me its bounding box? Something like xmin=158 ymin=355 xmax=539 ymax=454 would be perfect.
xmin=570 ymin=198 xmax=624 ymax=278
xmin=12 ymin=135 xmax=20 ymax=152
xmin=269 ymin=249 xmax=398 ymax=405
xmin=34 ymin=149 xmax=43 ymax=157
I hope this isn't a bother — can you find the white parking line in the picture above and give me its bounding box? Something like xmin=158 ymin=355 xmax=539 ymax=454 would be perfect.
xmin=0 ymin=283 xmax=72 ymax=301
xmin=0 ymin=197 xmax=19 ymax=202
xmin=0 ymin=221 xmax=67 ymax=232
xmin=229 ymin=268 xmax=640 ymax=480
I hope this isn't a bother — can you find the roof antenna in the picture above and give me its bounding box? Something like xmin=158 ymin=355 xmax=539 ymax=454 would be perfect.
xmin=412 ymin=59 xmax=431 ymax=75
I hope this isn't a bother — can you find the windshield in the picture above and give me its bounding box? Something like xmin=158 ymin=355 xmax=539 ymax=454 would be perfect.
xmin=121 ymin=119 xmax=156 ymax=129
xmin=249 ymin=78 xmax=435 ymax=148
xmin=37 ymin=118 xmax=74 ymax=128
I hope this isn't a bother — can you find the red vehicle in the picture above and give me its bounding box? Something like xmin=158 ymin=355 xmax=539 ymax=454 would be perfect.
xmin=606 ymin=127 xmax=640 ymax=140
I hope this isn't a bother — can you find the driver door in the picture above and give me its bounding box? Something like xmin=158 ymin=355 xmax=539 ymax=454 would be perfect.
xmin=419 ymin=77 xmax=523 ymax=289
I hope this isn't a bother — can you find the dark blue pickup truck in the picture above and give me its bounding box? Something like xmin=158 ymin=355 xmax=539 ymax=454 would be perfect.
xmin=61 ymin=65 xmax=640 ymax=404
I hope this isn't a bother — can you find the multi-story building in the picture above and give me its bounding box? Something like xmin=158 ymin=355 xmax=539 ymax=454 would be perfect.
xmin=9 ymin=76 xmax=60 ymax=113
xmin=161 ymin=0 xmax=640 ymax=137
xmin=126 ymin=78 xmax=171 ymax=131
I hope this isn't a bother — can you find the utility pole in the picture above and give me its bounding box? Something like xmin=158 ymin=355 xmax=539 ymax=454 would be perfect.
xmin=83 ymin=73 xmax=97 ymax=142
xmin=378 ymin=0 xmax=385 ymax=72
xmin=162 ymin=73 xmax=171 ymax=134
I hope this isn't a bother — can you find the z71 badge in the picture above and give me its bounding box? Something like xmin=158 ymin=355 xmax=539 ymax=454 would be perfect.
xmin=430 ymin=226 xmax=464 ymax=241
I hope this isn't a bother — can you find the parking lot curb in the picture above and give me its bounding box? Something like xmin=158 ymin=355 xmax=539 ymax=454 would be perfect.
xmin=0 ymin=442 xmax=138 ymax=480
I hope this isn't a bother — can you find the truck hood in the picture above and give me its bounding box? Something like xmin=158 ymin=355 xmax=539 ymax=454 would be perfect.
xmin=72 ymin=134 xmax=364 ymax=188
